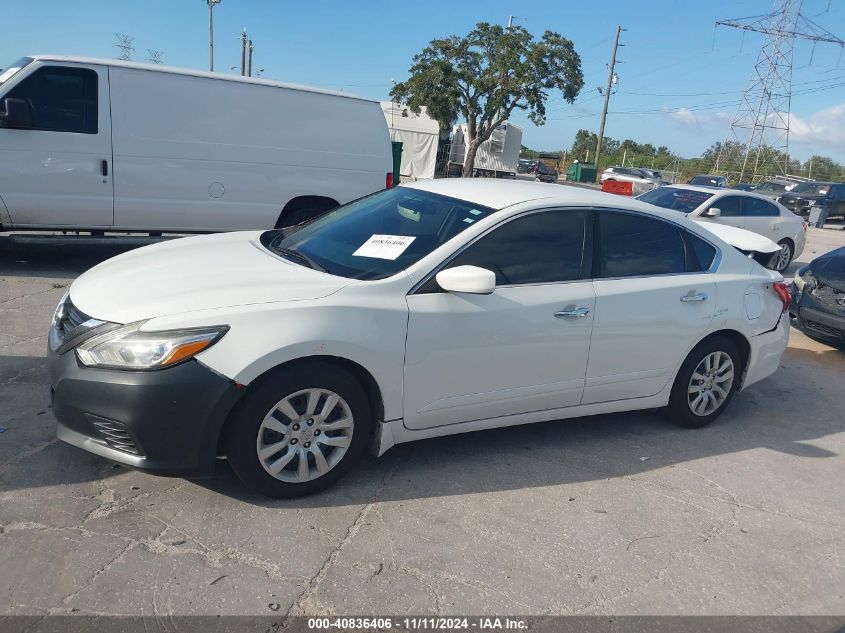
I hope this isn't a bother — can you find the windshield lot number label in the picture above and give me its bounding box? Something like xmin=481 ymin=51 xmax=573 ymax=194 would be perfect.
xmin=353 ymin=235 xmax=416 ymax=260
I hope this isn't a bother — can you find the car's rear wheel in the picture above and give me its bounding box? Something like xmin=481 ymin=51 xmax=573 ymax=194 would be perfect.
xmin=665 ymin=336 xmax=741 ymax=429
xmin=769 ymin=239 xmax=793 ymax=272
xmin=225 ymin=362 xmax=372 ymax=497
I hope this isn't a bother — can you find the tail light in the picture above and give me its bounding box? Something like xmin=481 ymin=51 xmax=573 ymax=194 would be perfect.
xmin=802 ymin=221 xmax=808 ymax=232
xmin=771 ymin=281 xmax=791 ymax=313
xmin=386 ymin=172 xmax=395 ymax=189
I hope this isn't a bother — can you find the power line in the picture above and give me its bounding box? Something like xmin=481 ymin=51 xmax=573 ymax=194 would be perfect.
xmin=714 ymin=0 xmax=845 ymax=181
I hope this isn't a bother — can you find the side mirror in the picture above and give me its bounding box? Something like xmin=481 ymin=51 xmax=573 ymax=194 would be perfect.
xmin=0 ymin=98 xmax=32 ymax=129
xmin=706 ymin=207 xmax=721 ymax=217
xmin=436 ymin=265 xmax=496 ymax=295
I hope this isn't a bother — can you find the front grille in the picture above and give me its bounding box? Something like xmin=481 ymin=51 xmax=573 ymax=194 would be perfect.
xmin=90 ymin=417 xmax=144 ymax=456
xmin=813 ymin=285 xmax=845 ymax=311
xmin=803 ymin=319 xmax=845 ymax=339
xmin=52 ymin=296 xmax=91 ymax=350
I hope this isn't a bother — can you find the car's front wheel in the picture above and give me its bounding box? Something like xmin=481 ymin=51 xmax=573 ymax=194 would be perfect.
xmin=226 ymin=362 xmax=372 ymax=497
xmin=665 ymin=336 xmax=741 ymax=429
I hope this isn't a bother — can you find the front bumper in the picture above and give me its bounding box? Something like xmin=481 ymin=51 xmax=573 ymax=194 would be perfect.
xmin=789 ymin=285 xmax=845 ymax=347
xmin=49 ymin=346 xmax=243 ymax=476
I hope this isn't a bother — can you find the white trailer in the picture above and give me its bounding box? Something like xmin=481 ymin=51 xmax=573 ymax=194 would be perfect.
xmin=381 ymin=101 xmax=440 ymax=180
xmin=0 ymin=55 xmax=393 ymax=233
xmin=447 ymin=121 xmax=523 ymax=178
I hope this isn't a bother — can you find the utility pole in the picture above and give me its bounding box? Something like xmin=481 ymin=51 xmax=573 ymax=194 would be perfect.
xmin=240 ymin=29 xmax=247 ymax=76
xmin=248 ymin=39 xmax=254 ymax=77
xmin=714 ymin=2 xmax=843 ymax=181
xmin=594 ymin=25 xmax=624 ymax=172
xmin=206 ymin=0 xmax=221 ymax=71
xmin=113 ymin=33 xmax=135 ymax=61
xmin=507 ymin=15 xmax=525 ymax=29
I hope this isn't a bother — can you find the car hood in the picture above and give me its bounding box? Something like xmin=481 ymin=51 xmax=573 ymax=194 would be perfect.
xmin=692 ymin=220 xmax=780 ymax=254
xmin=808 ymin=246 xmax=845 ymax=291
xmin=69 ymin=232 xmax=353 ymax=324
xmin=781 ymin=192 xmax=826 ymax=201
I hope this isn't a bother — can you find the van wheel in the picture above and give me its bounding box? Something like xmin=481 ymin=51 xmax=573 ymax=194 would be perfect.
xmin=664 ymin=336 xmax=741 ymax=429
xmin=225 ymin=362 xmax=372 ymax=498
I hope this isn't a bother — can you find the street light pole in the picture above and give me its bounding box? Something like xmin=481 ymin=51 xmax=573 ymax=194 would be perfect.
xmin=206 ymin=0 xmax=221 ymax=72
xmin=240 ymin=28 xmax=247 ymax=76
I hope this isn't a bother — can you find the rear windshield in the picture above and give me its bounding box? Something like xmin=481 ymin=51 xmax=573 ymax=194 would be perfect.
xmin=260 ymin=187 xmax=496 ymax=280
xmin=790 ymin=182 xmax=833 ymax=196
xmin=689 ymin=176 xmax=723 ymax=186
xmin=0 ymin=57 xmax=33 ymax=86
xmin=637 ymin=187 xmax=714 ymax=213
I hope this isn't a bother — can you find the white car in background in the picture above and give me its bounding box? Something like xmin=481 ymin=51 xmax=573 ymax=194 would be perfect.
xmin=49 ymin=180 xmax=791 ymax=497
xmin=637 ymin=185 xmax=807 ymax=272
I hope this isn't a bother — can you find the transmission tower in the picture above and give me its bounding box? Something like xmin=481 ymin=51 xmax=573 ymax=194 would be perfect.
xmin=113 ymin=33 xmax=135 ymax=61
xmin=146 ymin=49 xmax=164 ymax=65
xmin=714 ymin=1 xmax=844 ymax=183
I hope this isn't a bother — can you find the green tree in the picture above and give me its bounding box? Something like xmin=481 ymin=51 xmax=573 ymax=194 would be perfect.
xmin=804 ymin=155 xmax=842 ymax=181
xmin=391 ymin=22 xmax=584 ymax=177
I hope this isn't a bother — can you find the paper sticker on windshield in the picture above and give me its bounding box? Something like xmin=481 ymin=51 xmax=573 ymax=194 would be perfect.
xmin=353 ymin=235 xmax=416 ymax=260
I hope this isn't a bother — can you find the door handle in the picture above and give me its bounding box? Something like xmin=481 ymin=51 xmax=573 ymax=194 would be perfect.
xmin=554 ymin=307 xmax=591 ymax=318
xmin=680 ymin=293 xmax=708 ymax=303
xmin=101 ymin=160 xmax=108 ymax=177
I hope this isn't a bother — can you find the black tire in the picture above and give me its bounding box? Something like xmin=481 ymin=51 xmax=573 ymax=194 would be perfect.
xmin=225 ymin=361 xmax=372 ymax=498
xmin=275 ymin=207 xmax=325 ymax=229
xmin=664 ymin=335 xmax=742 ymax=429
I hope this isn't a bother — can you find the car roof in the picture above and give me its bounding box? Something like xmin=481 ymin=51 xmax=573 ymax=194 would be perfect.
xmin=399 ymin=179 xmax=684 ymax=219
xmin=28 ymin=54 xmax=373 ymax=102
xmin=663 ymin=184 xmax=783 ymax=203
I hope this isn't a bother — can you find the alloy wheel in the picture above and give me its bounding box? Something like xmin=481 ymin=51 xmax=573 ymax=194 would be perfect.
xmin=687 ymin=351 xmax=734 ymax=417
xmin=772 ymin=242 xmax=792 ymax=272
xmin=256 ymin=388 xmax=354 ymax=483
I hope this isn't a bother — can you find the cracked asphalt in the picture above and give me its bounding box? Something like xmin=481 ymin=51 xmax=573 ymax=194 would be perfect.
xmin=1 ymin=226 xmax=844 ymax=616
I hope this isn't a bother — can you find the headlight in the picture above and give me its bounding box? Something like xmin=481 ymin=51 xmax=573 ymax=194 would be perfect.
xmin=76 ymin=322 xmax=228 ymax=370
xmin=793 ymin=267 xmax=816 ymax=293
xmin=807 ymin=199 xmax=816 ymax=206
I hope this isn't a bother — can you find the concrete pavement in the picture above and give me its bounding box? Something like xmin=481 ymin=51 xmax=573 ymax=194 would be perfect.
xmin=1 ymin=226 xmax=843 ymax=616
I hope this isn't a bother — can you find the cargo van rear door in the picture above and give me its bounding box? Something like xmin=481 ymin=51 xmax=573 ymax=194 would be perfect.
xmin=0 ymin=61 xmax=113 ymax=228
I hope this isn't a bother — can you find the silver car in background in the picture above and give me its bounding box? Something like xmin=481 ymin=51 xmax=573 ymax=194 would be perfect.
xmin=600 ymin=166 xmax=667 ymax=194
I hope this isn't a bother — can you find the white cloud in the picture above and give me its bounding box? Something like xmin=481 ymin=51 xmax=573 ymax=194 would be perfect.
xmin=665 ymin=107 xmax=698 ymax=125
xmin=787 ymin=104 xmax=845 ymax=149
xmin=663 ymin=107 xmax=731 ymax=127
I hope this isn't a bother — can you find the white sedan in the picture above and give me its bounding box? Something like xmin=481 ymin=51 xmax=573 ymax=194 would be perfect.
xmin=49 ymin=180 xmax=791 ymax=497
xmin=637 ymin=184 xmax=807 ymax=272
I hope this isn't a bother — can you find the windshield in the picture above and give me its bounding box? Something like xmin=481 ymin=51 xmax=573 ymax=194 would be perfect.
xmin=689 ymin=175 xmax=723 ymax=186
xmin=790 ymin=182 xmax=832 ymax=196
xmin=754 ymin=182 xmax=786 ymax=192
xmin=260 ymin=187 xmax=496 ymax=280
xmin=0 ymin=57 xmax=33 ymax=86
xmin=637 ymin=187 xmax=714 ymax=213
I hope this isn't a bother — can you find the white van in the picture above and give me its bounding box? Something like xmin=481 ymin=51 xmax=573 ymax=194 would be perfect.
xmin=0 ymin=56 xmax=393 ymax=233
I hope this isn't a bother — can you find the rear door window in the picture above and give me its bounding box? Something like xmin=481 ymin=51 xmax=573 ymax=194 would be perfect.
xmin=743 ymin=197 xmax=779 ymax=217
xmin=597 ymin=212 xmax=686 ymax=277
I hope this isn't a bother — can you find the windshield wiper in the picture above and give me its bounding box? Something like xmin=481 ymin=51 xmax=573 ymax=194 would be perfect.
xmin=276 ymin=247 xmax=326 ymax=273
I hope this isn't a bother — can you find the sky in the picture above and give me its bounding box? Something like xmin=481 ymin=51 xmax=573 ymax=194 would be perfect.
xmin=2 ymin=0 xmax=844 ymax=162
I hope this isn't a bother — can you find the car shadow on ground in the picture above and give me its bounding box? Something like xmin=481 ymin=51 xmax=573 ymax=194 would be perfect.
xmin=0 ymin=235 xmax=173 ymax=280
xmin=2 ymin=346 xmax=844 ymax=503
